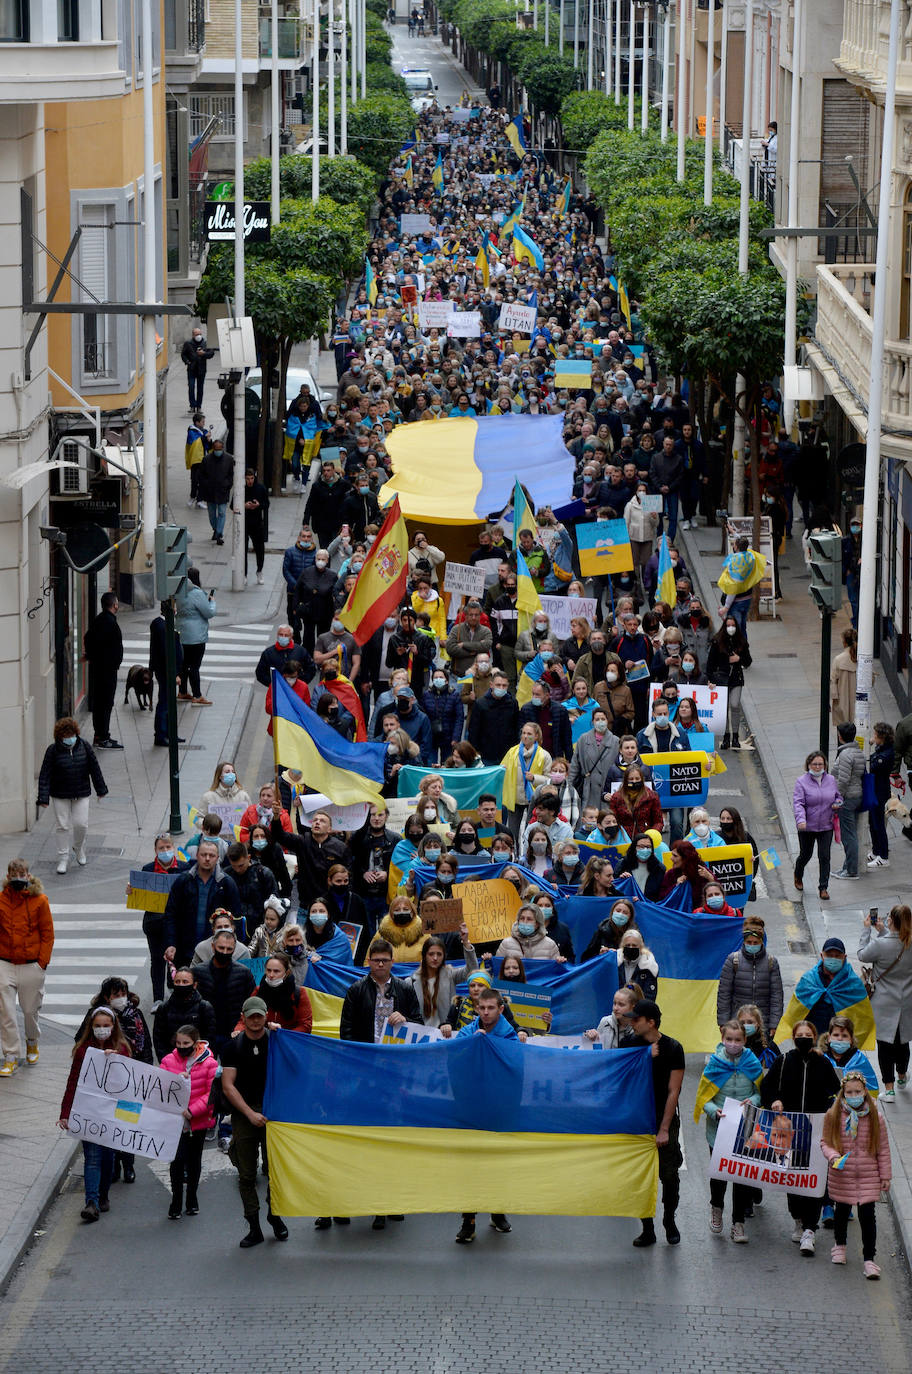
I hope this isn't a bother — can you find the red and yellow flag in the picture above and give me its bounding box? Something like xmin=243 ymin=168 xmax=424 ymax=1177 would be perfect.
xmin=339 ymin=495 xmax=408 ymax=646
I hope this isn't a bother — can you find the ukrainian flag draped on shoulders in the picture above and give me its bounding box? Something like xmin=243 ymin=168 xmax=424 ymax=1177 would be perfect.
xmin=777 ymin=962 xmax=874 ymax=1049
xmin=694 ymin=1045 xmax=764 ymax=1121
xmin=264 ymin=1031 xmax=658 ymax=1218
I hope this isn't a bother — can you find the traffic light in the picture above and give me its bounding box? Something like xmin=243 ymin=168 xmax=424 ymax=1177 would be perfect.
xmin=154 ymin=524 xmax=188 ymax=600
xmin=807 ymin=530 xmax=843 ymax=613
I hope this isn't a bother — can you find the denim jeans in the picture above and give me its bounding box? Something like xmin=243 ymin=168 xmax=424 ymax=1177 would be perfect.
xmin=667 ymin=808 xmax=686 ymax=843
xmin=207 ymin=501 xmax=227 ymax=537
xmin=839 ymin=796 xmax=862 ymax=876
xmin=82 ymin=1141 xmax=115 ymax=1205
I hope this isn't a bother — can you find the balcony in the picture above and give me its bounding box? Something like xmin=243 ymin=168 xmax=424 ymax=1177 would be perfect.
xmin=0 ymin=40 xmax=124 ymax=101
xmin=165 ymin=0 xmax=206 ymax=86
xmin=837 ymin=0 xmax=912 ymax=96
xmin=258 ymin=13 xmax=305 ymax=65
xmin=811 ymin=262 xmax=912 ymax=458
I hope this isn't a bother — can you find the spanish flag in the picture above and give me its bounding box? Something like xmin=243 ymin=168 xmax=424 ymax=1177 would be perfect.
xmin=657 ymin=533 xmax=677 ymax=607
xmin=505 ymin=113 xmax=527 ymax=159
xmin=776 ymin=964 xmax=875 ymax=1049
xmin=364 ymin=256 xmax=377 ymax=306
xmin=432 ymin=152 xmax=444 ymax=195
xmin=264 ymin=1031 xmax=659 ymax=1218
xmin=512 ymin=223 xmax=544 ymax=271
xmin=270 ymin=671 xmax=385 ymax=806
xmin=339 ymin=494 xmax=408 ymax=644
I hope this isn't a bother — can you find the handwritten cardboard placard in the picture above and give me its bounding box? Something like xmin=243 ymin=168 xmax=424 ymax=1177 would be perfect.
xmin=455 ymin=877 xmax=521 ymax=943
xmin=420 ymin=898 xmax=464 ymax=934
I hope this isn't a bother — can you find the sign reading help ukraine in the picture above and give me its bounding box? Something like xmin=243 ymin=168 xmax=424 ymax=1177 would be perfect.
xmin=646 ymin=751 xmax=712 ymax=807
xmin=66 ymin=1050 xmax=189 ymax=1162
xmin=576 ymin=519 xmax=633 ymax=576
xmin=264 ymin=1032 xmax=658 ymax=1218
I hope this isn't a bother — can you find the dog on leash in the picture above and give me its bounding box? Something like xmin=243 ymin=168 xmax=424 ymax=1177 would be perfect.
xmin=125 ymin=665 xmax=154 ymax=710
xmin=884 ymin=795 xmax=912 ymax=842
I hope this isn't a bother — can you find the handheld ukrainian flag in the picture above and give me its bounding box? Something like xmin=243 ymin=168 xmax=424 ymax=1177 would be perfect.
xmin=553 ymin=359 xmax=593 ymax=389
xmin=514 ymin=545 xmax=542 ymax=649
xmin=400 ymin=130 xmax=417 ymax=153
xmin=264 ymin=1031 xmax=658 ymax=1217
xmin=432 ymin=152 xmax=444 ymax=195
xmin=776 ymin=963 xmax=875 ymax=1049
xmin=657 ymin=533 xmax=677 ymax=608
xmin=474 ymin=232 xmax=491 ymax=288
xmin=270 ymin=671 xmax=385 ymax=806
xmin=404 ymin=154 xmax=414 ymax=189
xmin=559 ymin=177 xmax=571 ymax=215
xmin=617 ymin=277 xmax=632 ymax=330
xmin=513 ymin=477 xmax=537 ymax=541
xmin=339 ymin=494 xmax=408 ymax=645
xmin=512 ymin=223 xmax=544 ymax=271
xmin=505 ymin=113 xmax=527 ymax=159
xmin=364 ymin=257 xmax=377 ymax=307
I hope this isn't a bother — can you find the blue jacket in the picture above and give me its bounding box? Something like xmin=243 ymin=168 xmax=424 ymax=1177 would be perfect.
xmin=456 ymin=1012 xmax=518 ymax=1039
xmin=163 ymin=866 xmax=242 ymax=966
xmin=174 ymin=585 xmax=216 ymax=647
xmin=282 ymin=542 xmax=316 ymax=591
xmin=421 ymin=686 xmax=465 ymax=744
xmin=396 ymin=704 xmax=434 ymax=765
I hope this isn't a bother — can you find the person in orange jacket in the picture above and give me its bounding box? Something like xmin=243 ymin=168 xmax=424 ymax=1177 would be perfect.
xmin=0 ymin=858 xmax=54 ymax=1076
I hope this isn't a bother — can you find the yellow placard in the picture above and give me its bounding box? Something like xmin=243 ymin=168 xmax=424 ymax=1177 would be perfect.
xmin=454 ymin=877 xmax=522 ymax=944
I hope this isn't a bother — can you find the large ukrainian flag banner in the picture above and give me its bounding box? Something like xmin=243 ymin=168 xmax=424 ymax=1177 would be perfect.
xmin=265 ymin=1033 xmax=658 ymax=1217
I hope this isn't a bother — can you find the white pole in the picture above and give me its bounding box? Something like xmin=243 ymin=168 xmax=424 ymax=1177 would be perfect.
xmin=350 ymin=0 xmax=357 ymax=103
xmin=232 ymin=0 xmax=246 ymax=590
xmin=782 ymin=0 xmax=802 ymax=434
xmin=660 ymin=0 xmax=670 ymax=142
xmin=640 ymin=2 xmax=649 ymax=133
xmin=312 ymin=0 xmax=320 ymax=200
xmin=587 ymin=0 xmax=594 ymax=88
xmin=702 ymin=0 xmax=714 ymax=203
xmin=545 ymin=0 xmax=550 ymax=45
xmin=534 ymin=0 xmax=538 ymax=29
xmin=604 ymin=0 xmax=612 ymax=94
xmin=328 ymin=4 xmax=335 ymax=157
xmin=560 ymin=0 xmax=565 ymax=54
xmin=718 ymin=0 xmax=727 ymax=157
xmin=732 ymin=0 xmax=752 ymax=519
xmin=614 ymin=0 xmax=622 ymax=102
xmin=340 ymin=0 xmax=348 ymax=152
xmin=141 ymin=0 xmax=157 ymax=541
xmin=573 ymin=0 xmax=579 ymax=66
xmin=675 ymin=0 xmax=686 ymax=180
xmin=856 ymin=0 xmax=902 ymax=740
xmin=627 ymin=0 xmax=634 ymax=128
xmin=360 ymin=0 xmax=366 ymax=98
xmin=271 ymin=0 xmax=280 ymax=223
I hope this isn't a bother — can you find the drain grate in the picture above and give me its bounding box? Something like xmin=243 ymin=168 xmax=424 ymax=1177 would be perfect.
xmin=768 ymin=652 xmax=798 ymax=658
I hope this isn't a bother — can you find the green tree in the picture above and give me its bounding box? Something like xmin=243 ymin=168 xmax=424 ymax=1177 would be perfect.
xmin=243 ymin=153 xmax=377 ymax=208
xmin=346 ymin=92 xmax=415 ymax=176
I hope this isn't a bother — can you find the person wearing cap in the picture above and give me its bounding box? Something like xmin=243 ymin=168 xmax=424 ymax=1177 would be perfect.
xmin=716 ymin=916 xmax=784 ymax=1036
xmin=386 ymin=606 xmax=436 ymax=696
xmin=792 ymin=938 xmax=873 ymax=1038
xmin=391 ymin=683 xmax=434 ymax=764
xmin=220 ymin=997 xmax=288 ymax=1248
xmin=626 ymin=999 xmax=685 ymax=1247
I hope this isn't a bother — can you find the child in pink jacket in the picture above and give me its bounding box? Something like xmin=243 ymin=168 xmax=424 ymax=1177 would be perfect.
xmin=161 ymin=1026 xmax=217 ymax=1222
xmin=820 ymin=1069 xmax=891 ymax=1278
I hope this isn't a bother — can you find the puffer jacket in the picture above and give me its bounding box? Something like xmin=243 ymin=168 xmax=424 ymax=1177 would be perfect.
xmin=496 ymin=914 xmax=560 ymax=961
xmin=37 ymin=738 xmax=107 ymax=804
xmin=833 ymin=740 xmax=865 ymax=802
xmin=160 ymin=1042 xmax=218 ymax=1130
xmin=716 ymin=943 xmax=784 ymax=1033
xmin=792 ymin=771 xmax=842 ymax=833
xmin=152 ymin=986 xmax=217 ymax=1061
xmin=174 ymin=584 xmax=216 ymax=646
xmin=820 ymin=1107 xmax=891 ymax=1204
xmin=0 ymin=877 xmax=54 ymax=966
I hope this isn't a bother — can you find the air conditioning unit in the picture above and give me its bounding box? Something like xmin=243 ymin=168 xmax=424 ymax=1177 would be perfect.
xmin=57 ymin=440 xmax=90 ymax=495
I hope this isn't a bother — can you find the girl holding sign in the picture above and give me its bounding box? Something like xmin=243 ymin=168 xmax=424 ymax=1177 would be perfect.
xmin=821 ymin=1070 xmax=892 ymax=1276
xmin=161 ymin=1027 xmax=217 ymax=1220
xmin=58 ymin=1007 xmax=130 ymax=1224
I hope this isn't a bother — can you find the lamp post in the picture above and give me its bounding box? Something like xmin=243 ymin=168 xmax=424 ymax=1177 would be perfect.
xmin=312 ymin=0 xmax=320 ymax=202
xmin=604 ymin=0 xmax=612 ymax=94
xmin=731 ymin=0 xmax=753 ymax=519
xmin=640 ymin=0 xmax=649 ymax=133
xmin=614 ymin=0 xmax=622 ymax=101
xmin=587 ymin=0 xmax=595 ymax=88
xmin=231 ymin=0 xmax=246 ymax=591
xmin=782 ymin=0 xmax=802 ymax=436
xmin=703 ymin=0 xmax=715 ymax=203
xmin=660 ymin=0 xmax=670 ymax=142
xmin=140 ymin=0 xmax=158 ymax=543
xmin=328 ymin=2 xmax=335 ymax=157
xmin=675 ymin=0 xmax=686 ymax=180
xmin=627 ymin=0 xmax=634 ymax=129
xmin=718 ymin=0 xmax=727 ymax=158
xmin=340 ymin=0 xmax=348 ymax=153
xmin=271 ymin=0 xmax=280 ymax=223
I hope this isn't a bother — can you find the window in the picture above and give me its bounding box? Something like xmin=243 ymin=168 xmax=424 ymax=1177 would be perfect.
xmin=189 ymin=92 xmax=243 ymax=141
xmin=73 ymin=188 xmax=136 ymax=389
xmin=0 ymin=0 xmax=28 ymax=40
xmin=79 ymin=204 xmax=114 ymax=380
xmin=58 ymin=0 xmax=78 ymax=39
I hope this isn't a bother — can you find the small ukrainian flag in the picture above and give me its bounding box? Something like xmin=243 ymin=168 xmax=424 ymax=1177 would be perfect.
xmin=505 ymin=114 xmax=527 ymax=159
xmin=512 ymin=224 xmax=544 ymax=271
xmin=115 ymin=1100 xmax=142 ymax=1124
xmin=432 ymin=153 xmax=444 ymax=195
xmin=365 ymin=257 xmax=377 ymax=306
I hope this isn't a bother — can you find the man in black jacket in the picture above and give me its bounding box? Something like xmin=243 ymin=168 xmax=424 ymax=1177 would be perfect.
xmin=467 ymin=671 xmax=519 ymax=763
xmin=162 ymin=841 xmax=242 ymax=966
xmin=303 ymin=460 xmax=352 ymax=547
xmin=340 ymin=939 xmax=423 ymax=1043
xmin=84 ymin=591 xmax=123 ymax=749
xmin=199 ymin=437 xmax=234 ymax=546
xmin=350 ymin=805 xmax=400 ymax=934
xmin=240 ymin=468 xmax=269 ymax=583
xmin=193 ymin=932 xmax=256 ymax=1056
xmin=224 ymin=841 xmax=278 ymax=937
xmin=339 ymin=473 xmax=382 ymax=540
xmin=270 ymin=811 xmax=351 ymax=907
xmin=149 ymin=602 xmax=185 ymax=748
xmin=254 ymin=625 xmax=316 ymax=687
xmin=181 ymin=327 xmax=214 ymax=411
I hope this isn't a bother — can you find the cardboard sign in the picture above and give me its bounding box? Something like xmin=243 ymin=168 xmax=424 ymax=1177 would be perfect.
xmin=645 ymin=750 xmax=713 ymax=808
xmin=66 ymin=1049 xmax=190 ymax=1162
xmin=576 ymin=518 xmax=634 ymax=576
xmin=447 ymin=311 xmax=481 ymax=337
xmin=418 ymin=300 xmax=455 ymax=329
xmin=379 ymin=1019 xmax=443 ymax=1044
xmin=492 ymin=980 xmax=552 ymax=1032
xmin=498 ymin=302 xmax=537 ymax=335
xmin=697 ymin=843 xmax=755 ymax=907
xmin=454 ymin=877 xmax=522 ymax=943
xmin=400 ymin=213 xmax=432 ymax=235
xmin=444 ymin=561 xmax=486 ymax=598
xmin=420 ymin=898 xmax=464 ymax=933
xmin=538 ymin=595 xmax=598 ymax=639
xmin=710 ymin=1099 xmax=827 ymax=1197
xmin=649 ymin=683 xmax=729 ymax=736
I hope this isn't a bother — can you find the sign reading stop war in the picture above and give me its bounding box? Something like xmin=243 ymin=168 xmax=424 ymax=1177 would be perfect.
xmin=67 ymin=1049 xmax=190 ymax=1162
xmin=697 ymin=843 xmax=755 ymax=908
xmin=453 ymin=878 xmax=521 ymax=944
xmin=646 ymin=751 xmax=712 ymax=808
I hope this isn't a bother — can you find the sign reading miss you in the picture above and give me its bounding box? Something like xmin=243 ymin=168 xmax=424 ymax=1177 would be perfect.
xmin=67 ymin=1049 xmax=189 ymax=1162
xmin=205 ymin=201 xmax=271 ymax=243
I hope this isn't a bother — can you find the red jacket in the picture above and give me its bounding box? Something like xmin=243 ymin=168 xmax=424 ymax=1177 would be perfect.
xmin=160 ymin=1043 xmax=218 ymax=1130
xmin=239 ymin=804 xmax=293 ymax=844
xmin=233 ymin=984 xmax=313 ymax=1035
xmin=0 ymin=879 xmax=54 ymax=967
xmin=608 ymin=787 xmax=664 ymax=834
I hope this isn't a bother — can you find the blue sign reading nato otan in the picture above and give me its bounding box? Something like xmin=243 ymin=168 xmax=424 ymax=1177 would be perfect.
xmin=205 ymin=200 xmax=272 ymax=243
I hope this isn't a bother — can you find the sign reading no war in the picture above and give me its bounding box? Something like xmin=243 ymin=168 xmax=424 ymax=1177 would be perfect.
xmin=646 ymin=751 xmax=712 ymax=808
xmin=67 ymin=1049 xmax=190 ymax=1162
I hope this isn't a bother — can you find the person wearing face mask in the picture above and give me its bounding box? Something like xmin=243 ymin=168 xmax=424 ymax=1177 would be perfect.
xmin=318 ymin=866 xmax=366 ymax=958
xmin=407 ymin=532 xmax=446 ymax=586
xmin=635 ymin=697 xmax=688 ymax=837
xmin=760 ymin=1020 xmax=841 ymax=1255
xmin=716 ymin=916 xmax=784 ymax=1035
xmin=255 ymin=623 xmax=316 ymax=689
xmin=615 ymin=831 xmax=666 ymax=900
xmin=707 ymin=617 xmax=752 ymax=750
xmin=542 ymin=839 xmax=585 ymax=893
xmin=160 ymin=1024 xmax=218 ymax=1219
xmin=0 ymin=860 xmax=54 ymax=1077
xmin=820 ymin=1014 xmax=878 ymax=1096
xmin=37 ymin=717 xmax=108 ymax=875
xmin=820 ymin=1070 xmax=891 ymax=1276
xmin=684 ymin=807 xmax=726 ymax=849
xmin=792 ymin=751 xmax=842 ymax=901
xmin=693 ymin=881 xmax=738 ymax=918
xmin=293 ymin=549 xmax=338 ymax=653
xmin=194 ymin=928 xmax=257 ymax=1065
xmin=247 ymin=953 xmax=313 ymax=1033
xmin=283 ymin=527 xmax=317 ymax=631
xmin=339 ymin=469 xmax=382 ymax=540
xmin=525 ymin=889 xmax=574 ymax=962
xmin=303 ymin=459 xmax=352 ymax=548
xmin=496 ymin=902 xmax=561 ymax=961
xmin=58 ymin=1007 xmax=131 ymax=1222
xmin=614 ymin=929 xmax=658 ymax=1001
xmin=375 ymin=897 xmax=429 ymax=962
xmin=153 ymin=966 xmax=216 ymax=1060
xmin=695 ymin=1020 xmax=762 ymax=1243
xmin=421 ymin=671 xmax=465 ymax=765
xmin=590 ymin=654 xmax=635 ymax=736
xmin=568 ymin=710 xmax=621 ymax=811
xmin=624 ymin=484 xmax=660 ymax=595
xmin=519 ymin=680 xmax=573 ymax=761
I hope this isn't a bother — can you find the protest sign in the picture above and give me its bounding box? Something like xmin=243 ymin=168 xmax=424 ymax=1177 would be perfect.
xmin=444 ymin=561 xmax=486 ymax=598
xmin=337 ymin=921 xmax=363 ymax=956
xmin=126 ymin=868 xmax=178 ymax=914
xmin=66 ymin=1049 xmax=190 ymax=1162
xmin=646 ymin=751 xmax=712 ymax=808
xmin=447 ymin=311 xmax=482 ymax=337
xmin=697 ymin=843 xmax=754 ymax=907
xmin=420 ymin=898 xmax=464 ymax=934
xmin=640 ymin=494 xmax=663 ymax=515
xmin=576 ymin=519 xmax=634 ymax=576
xmin=498 ymin=302 xmax=537 ymax=335
xmin=400 ymin=282 xmax=419 ymax=307
xmin=493 ymin=980 xmax=552 ymax=1032
xmin=529 ymin=1034 xmax=601 ymax=1050
xmin=384 ymin=797 xmax=415 ymax=833
xmin=709 ymin=1099 xmax=826 ymax=1197
xmin=240 ymin=957 xmax=268 ymax=983
xmin=650 ymin=683 xmax=728 ymax=736
xmin=205 ymin=802 xmax=245 ymax=829
xmin=447 ymin=107 xmax=478 ymax=123
xmin=297 ymin=795 xmax=370 ymax=832
xmin=418 ymin=300 xmax=454 ymax=329
xmin=400 ymin=213 xmax=432 ymax=235
xmin=538 ymin=594 xmax=598 ymax=640
xmin=379 ymin=1019 xmax=443 ymax=1045
xmin=455 ymin=877 xmax=521 ymax=943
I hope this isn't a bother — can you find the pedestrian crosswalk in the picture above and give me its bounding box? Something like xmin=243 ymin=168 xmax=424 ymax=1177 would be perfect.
xmin=41 ymin=904 xmax=148 ymax=1030
xmin=120 ymin=621 xmax=273 ymax=684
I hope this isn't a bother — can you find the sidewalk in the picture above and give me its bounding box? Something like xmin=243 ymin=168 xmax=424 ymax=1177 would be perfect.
xmin=679 ymin=517 xmax=912 ymax=1266
xmin=0 ymin=333 xmax=338 ymax=1291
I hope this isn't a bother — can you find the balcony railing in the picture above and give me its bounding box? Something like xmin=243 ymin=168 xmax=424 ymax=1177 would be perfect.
xmin=188 ymin=0 xmax=205 ymax=53
xmin=815 ymin=262 xmax=912 ymax=431
xmin=839 ymin=0 xmax=912 ymax=91
xmin=258 ymin=15 xmax=303 ymax=59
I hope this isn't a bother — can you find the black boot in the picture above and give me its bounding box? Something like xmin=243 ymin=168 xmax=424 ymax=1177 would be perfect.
xmin=632 ymin=1219 xmax=657 ymax=1247
xmin=239 ymin=1217 xmax=264 ymax=1248
xmin=489 ymin=1213 xmax=512 ymax=1233
xmin=168 ymin=1196 xmax=182 ymax=1221
xmin=664 ymin=1213 xmax=681 ymax=1245
xmin=720 ymin=733 xmax=731 ymax=750
xmin=455 ymin=1214 xmax=476 ymax=1244
xmin=184 ymin=1194 xmax=199 ymax=1216
xmin=267 ymin=1211 xmax=289 ymax=1241
xmin=314 ymin=1217 xmax=332 ymax=1230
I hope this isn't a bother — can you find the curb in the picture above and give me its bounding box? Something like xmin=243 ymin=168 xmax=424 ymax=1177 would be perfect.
xmin=0 ymin=1136 xmax=77 ymax=1295
xmin=679 ymin=524 xmax=912 ymax=1272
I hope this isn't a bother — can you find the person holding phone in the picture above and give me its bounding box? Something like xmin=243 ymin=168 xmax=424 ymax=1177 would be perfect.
xmin=175 ymin=569 xmax=216 ymax=706
xmin=858 ymin=904 xmax=912 ymax=1101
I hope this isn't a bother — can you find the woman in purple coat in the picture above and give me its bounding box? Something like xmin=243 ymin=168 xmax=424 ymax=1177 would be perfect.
xmin=792 ymin=750 xmax=843 ymax=901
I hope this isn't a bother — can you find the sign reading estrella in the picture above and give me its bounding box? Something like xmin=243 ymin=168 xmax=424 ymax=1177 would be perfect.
xmin=576 ymin=518 xmax=633 ymax=575
xmin=205 ymin=201 xmax=272 ymax=243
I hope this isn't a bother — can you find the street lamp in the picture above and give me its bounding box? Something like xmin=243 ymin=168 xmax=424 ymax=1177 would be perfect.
xmin=232 ymin=0 xmax=246 ymax=590
xmin=659 ymin=0 xmax=670 ymax=143
xmin=640 ymin=0 xmax=649 ymax=134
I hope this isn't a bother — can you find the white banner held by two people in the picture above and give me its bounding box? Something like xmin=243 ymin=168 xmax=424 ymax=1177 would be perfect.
xmin=66 ymin=1049 xmax=190 ymax=1162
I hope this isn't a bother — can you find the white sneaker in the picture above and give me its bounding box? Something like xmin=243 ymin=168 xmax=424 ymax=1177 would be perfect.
xmin=56 ymin=858 xmax=68 ymax=875
xmin=256 ymin=572 xmax=264 ymax=585
xmin=791 ymin=1223 xmax=803 ymax=1243
xmin=799 ymin=1229 xmax=816 ymax=1256
xmin=74 ymin=846 xmax=87 ymax=866
xmin=731 ymin=1222 xmax=748 ymax=1243
xmin=186 ymin=497 xmax=195 ymax=508
xmin=867 ymin=855 xmax=890 ymax=868
xmin=680 ymin=519 xmax=691 ymax=530
xmin=709 ymin=1205 xmax=723 ymax=1235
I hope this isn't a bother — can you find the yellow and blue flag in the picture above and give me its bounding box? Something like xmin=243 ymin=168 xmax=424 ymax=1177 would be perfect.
xmin=513 ymin=477 xmax=537 ymax=541
xmin=576 ymin=518 xmax=634 ymax=576
xmin=657 ymin=532 xmax=677 ymax=607
xmin=270 ymin=671 xmax=385 ymax=806
xmin=382 ymin=414 xmax=574 ymax=524
xmin=404 ymin=154 xmax=413 ymax=189
xmin=400 ymin=130 xmax=417 ymax=153
xmin=432 ymin=152 xmax=444 ymax=195
xmin=553 ymin=358 xmax=593 ymax=389
xmin=364 ymin=257 xmax=377 ymax=306
xmin=559 ymin=177 xmax=571 ymax=215
xmin=512 ymin=223 xmax=544 ymax=271
xmin=475 ymin=232 xmax=491 ymax=288
xmin=264 ymin=1030 xmax=659 ymax=1217
xmin=505 ymin=113 xmax=527 ymax=159
xmin=776 ymin=963 xmax=875 ymax=1049
xmin=608 ymin=273 xmax=632 ymax=329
